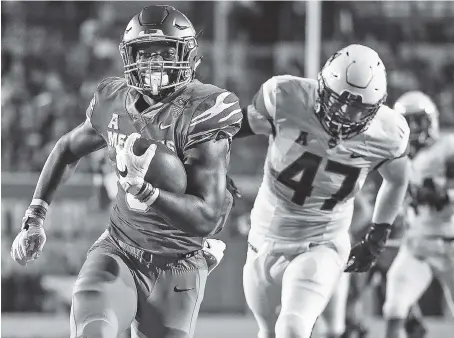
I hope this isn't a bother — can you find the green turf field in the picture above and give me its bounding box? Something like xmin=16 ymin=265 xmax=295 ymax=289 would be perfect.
xmin=2 ymin=314 xmax=453 ymax=338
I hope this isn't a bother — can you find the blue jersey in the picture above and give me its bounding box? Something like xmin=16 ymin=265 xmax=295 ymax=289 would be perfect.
xmin=87 ymin=77 xmax=242 ymax=254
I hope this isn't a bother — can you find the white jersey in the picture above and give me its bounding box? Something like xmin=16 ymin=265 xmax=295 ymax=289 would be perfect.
xmin=246 ymin=75 xmax=409 ymax=242
xmin=405 ymin=134 xmax=454 ymax=238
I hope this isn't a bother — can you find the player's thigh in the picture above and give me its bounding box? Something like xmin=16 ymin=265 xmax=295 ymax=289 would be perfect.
xmin=71 ymin=244 xmax=138 ymax=338
xmin=323 ymin=272 xmax=350 ymax=332
xmin=280 ymin=242 xmax=348 ymax=323
xmin=243 ymin=245 xmax=282 ymax=329
xmin=383 ymin=246 xmax=433 ymax=319
xmin=131 ymin=254 xmax=208 ymax=338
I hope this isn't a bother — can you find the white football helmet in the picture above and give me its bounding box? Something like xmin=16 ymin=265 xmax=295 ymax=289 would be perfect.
xmin=316 ymin=44 xmax=387 ymax=139
xmin=393 ymin=91 xmax=439 ymax=153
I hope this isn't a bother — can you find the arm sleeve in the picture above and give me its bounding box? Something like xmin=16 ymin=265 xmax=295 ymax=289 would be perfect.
xmin=185 ymin=91 xmax=242 ymax=150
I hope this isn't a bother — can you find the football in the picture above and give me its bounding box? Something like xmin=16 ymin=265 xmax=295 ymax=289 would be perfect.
xmin=133 ymin=137 xmax=187 ymax=194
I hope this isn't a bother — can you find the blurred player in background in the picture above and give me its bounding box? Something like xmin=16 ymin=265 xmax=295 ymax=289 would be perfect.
xmin=235 ymin=44 xmax=410 ymax=338
xmin=383 ymin=91 xmax=454 ymax=338
xmin=10 ymin=5 xmax=242 ymax=338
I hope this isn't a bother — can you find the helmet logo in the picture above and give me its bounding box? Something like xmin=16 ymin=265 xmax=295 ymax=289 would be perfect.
xmin=138 ymin=29 xmax=164 ymax=36
xmin=173 ymin=18 xmax=190 ymax=30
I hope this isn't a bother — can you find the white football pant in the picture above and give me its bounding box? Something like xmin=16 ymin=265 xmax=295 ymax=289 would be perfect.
xmin=243 ymin=232 xmax=351 ymax=338
xmin=383 ymin=236 xmax=454 ymax=319
xmin=322 ymin=272 xmax=351 ymax=336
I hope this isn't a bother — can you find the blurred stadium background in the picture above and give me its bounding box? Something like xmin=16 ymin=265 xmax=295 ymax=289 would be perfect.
xmin=2 ymin=1 xmax=454 ymax=337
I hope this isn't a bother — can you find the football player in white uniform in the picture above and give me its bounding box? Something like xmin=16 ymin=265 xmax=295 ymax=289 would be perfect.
xmin=235 ymin=44 xmax=411 ymax=338
xmin=383 ymin=91 xmax=454 ymax=338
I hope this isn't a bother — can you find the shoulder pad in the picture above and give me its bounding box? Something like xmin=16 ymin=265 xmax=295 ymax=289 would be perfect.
xmin=254 ymin=75 xmax=317 ymax=120
xmin=439 ymin=133 xmax=454 ymax=159
xmin=374 ymin=105 xmax=410 ymax=159
xmin=96 ymin=77 xmax=128 ymax=99
xmin=86 ymin=77 xmax=128 ymax=130
xmin=182 ymin=80 xmax=226 ymax=101
xmin=185 ymin=90 xmax=242 ymax=149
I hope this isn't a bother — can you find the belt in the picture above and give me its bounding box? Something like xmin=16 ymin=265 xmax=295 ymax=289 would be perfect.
xmin=247 ymin=241 xmax=318 ymax=254
xmin=248 ymin=242 xmax=259 ymax=253
xmin=114 ymin=235 xmax=202 ymax=265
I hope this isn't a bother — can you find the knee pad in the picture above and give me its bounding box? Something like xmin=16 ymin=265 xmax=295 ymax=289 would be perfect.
xmin=77 ymin=314 xmax=118 ymax=338
xmin=71 ymin=298 xmax=119 ymax=338
xmin=275 ymin=313 xmax=316 ymax=338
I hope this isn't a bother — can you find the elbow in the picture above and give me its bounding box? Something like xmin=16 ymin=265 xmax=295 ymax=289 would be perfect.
xmin=195 ymin=212 xmax=219 ymax=237
xmin=55 ymin=135 xmax=79 ymax=165
xmin=190 ymin=204 xmax=222 ymax=237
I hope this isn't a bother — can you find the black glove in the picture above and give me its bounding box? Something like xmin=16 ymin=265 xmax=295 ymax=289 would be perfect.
xmin=414 ymin=178 xmax=450 ymax=212
xmin=344 ymin=223 xmax=392 ymax=273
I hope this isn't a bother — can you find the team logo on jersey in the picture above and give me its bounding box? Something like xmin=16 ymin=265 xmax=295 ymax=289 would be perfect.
xmin=107 ymin=113 xmax=127 ymax=149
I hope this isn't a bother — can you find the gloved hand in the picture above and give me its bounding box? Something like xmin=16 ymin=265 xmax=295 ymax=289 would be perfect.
xmin=202 ymin=238 xmax=226 ymax=275
xmin=116 ymin=133 xmax=156 ymax=196
xmin=11 ymin=204 xmax=47 ymax=266
xmin=345 ymin=223 xmax=392 ymax=273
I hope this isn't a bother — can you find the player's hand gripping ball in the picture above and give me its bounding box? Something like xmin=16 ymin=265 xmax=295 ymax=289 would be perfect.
xmin=116 ymin=133 xmax=187 ymax=194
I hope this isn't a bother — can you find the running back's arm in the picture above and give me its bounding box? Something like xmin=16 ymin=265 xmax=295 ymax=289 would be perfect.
xmin=33 ymin=118 xmax=106 ymax=204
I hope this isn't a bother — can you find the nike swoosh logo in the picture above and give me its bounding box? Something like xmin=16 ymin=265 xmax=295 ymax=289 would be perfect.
xmin=159 ymin=122 xmax=173 ymax=130
xmin=174 ymin=286 xmax=195 ymax=293
xmin=350 ymin=153 xmax=364 ymax=159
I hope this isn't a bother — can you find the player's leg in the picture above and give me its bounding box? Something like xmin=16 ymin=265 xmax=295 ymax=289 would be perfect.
xmin=383 ymin=245 xmax=433 ymax=338
xmin=131 ymin=252 xmax=208 ymax=338
xmin=341 ymin=272 xmax=369 ymax=338
xmin=70 ymin=233 xmax=138 ymax=338
xmin=243 ymin=243 xmax=282 ymax=338
xmin=404 ymin=304 xmax=427 ymax=338
xmin=322 ymin=273 xmax=350 ymax=338
xmin=275 ymin=237 xmax=351 ymax=338
xmin=436 ymin=241 xmax=454 ymax=316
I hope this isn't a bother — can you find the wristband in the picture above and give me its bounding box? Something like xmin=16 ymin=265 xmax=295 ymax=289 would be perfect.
xmin=366 ymin=223 xmax=392 ymax=255
xmin=26 ymin=206 xmax=47 ymax=220
xmin=136 ymin=183 xmax=160 ymax=206
xmin=31 ymin=199 xmax=49 ymax=210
